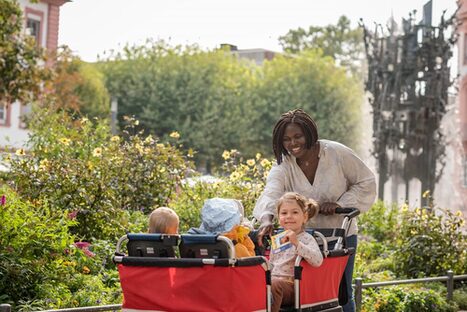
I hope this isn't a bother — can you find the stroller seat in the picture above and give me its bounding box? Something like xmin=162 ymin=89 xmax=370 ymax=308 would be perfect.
xmin=179 ymin=234 xmax=236 ymax=259
xmin=118 ymin=233 xmax=179 ymax=258
xmin=114 ymin=234 xmax=271 ymax=312
xmin=284 ymin=249 xmax=353 ymax=312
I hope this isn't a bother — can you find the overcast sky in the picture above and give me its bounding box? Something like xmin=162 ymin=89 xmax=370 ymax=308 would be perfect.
xmin=58 ymin=0 xmax=457 ymax=62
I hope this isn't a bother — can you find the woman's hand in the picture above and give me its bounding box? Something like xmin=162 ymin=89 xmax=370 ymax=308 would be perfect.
xmin=257 ymin=216 xmax=273 ymax=247
xmin=320 ymin=202 xmax=340 ymax=215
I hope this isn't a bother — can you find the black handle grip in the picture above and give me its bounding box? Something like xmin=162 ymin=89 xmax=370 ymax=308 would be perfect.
xmin=335 ymin=207 xmax=360 ymax=219
xmin=335 ymin=207 xmax=354 ymax=214
xmin=319 ymin=207 xmax=360 ymax=219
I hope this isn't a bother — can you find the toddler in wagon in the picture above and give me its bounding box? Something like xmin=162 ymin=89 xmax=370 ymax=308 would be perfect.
xmin=270 ymin=192 xmax=323 ymax=312
xmin=148 ymin=207 xmax=179 ymax=234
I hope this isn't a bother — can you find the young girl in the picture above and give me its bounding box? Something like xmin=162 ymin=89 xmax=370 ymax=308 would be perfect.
xmin=270 ymin=192 xmax=323 ymax=312
xmin=148 ymin=207 xmax=179 ymax=234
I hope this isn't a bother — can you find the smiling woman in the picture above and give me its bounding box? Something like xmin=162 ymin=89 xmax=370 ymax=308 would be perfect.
xmin=253 ymin=108 xmax=377 ymax=312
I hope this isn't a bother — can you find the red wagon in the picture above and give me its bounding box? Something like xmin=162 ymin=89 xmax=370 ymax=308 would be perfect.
xmin=114 ymin=208 xmax=358 ymax=312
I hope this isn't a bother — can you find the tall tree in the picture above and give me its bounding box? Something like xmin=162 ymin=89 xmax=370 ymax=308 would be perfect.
xmin=99 ymin=41 xmax=362 ymax=170
xmin=256 ymin=50 xmax=363 ymax=152
xmin=279 ymin=16 xmax=364 ymax=74
xmin=99 ymin=41 xmax=259 ymax=170
xmin=0 ymin=0 xmax=48 ymax=104
xmin=50 ymin=46 xmax=110 ymax=118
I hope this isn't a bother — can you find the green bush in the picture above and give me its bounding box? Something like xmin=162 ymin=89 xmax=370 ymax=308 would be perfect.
xmin=355 ymin=201 xmax=398 ymax=281
xmin=354 ymin=239 xmax=395 ymax=281
xmin=7 ymin=110 xmax=192 ymax=241
xmin=0 ymin=186 xmax=74 ymax=306
xmin=361 ymin=287 xmax=405 ymax=312
xmin=361 ymin=286 xmax=458 ymax=312
xmin=357 ymin=200 xmax=466 ymax=279
xmin=171 ymin=150 xmax=272 ymax=232
xmin=453 ymin=286 xmax=467 ymax=310
xmin=0 ymin=186 xmax=121 ymax=310
xmin=403 ymin=288 xmax=457 ymax=312
xmin=359 ymin=200 xmax=399 ymax=243
xmin=394 ymin=203 xmax=466 ymax=278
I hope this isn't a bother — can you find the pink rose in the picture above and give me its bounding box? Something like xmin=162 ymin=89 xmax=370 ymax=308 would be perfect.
xmin=74 ymin=241 xmax=91 ymax=249
xmin=68 ymin=210 xmax=78 ymax=220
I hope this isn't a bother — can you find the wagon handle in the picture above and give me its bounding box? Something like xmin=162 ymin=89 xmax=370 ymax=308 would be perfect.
xmin=334 ymin=207 xmax=360 ymax=250
xmin=334 ymin=207 xmax=360 ymax=219
xmin=115 ymin=234 xmax=129 ymax=256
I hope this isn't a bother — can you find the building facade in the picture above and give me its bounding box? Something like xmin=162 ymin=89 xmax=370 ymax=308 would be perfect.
xmin=454 ymin=0 xmax=467 ymax=210
xmin=0 ymin=0 xmax=67 ymax=149
xmin=221 ymin=44 xmax=278 ymax=65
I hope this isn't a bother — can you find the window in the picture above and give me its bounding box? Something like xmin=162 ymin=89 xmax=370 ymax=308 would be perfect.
xmin=26 ymin=18 xmax=41 ymax=45
xmin=0 ymin=103 xmax=5 ymax=124
xmin=24 ymin=7 xmax=43 ymax=47
xmin=0 ymin=101 xmax=10 ymax=127
xmin=19 ymin=103 xmax=32 ymax=129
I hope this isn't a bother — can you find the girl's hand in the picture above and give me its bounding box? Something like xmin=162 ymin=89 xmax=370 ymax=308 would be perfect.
xmin=320 ymin=202 xmax=340 ymax=215
xmin=284 ymin=230 xmax=298 ymax=247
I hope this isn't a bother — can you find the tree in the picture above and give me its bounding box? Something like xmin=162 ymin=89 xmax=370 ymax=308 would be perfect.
xmin=98 ymin=41 xmax=363 ymax=170
xmin=49 ymin=46 xmax=110 ymax=119
xmin=256 ymin=50 xmax=363 ymax=151
xmin=99 ymin=41 xmax=260 ymax=170
xmin=278 ymin=16 xmax=364 ymax=74
xmin=0 ymin=0 xmax=48 ymax=104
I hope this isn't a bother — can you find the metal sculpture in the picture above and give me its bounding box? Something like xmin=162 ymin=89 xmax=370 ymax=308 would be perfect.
xmin=361 ymin=0 xmax=456 ymax=205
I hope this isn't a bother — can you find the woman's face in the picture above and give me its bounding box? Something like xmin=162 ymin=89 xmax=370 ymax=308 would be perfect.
xmin=283 ymin=123 xmax=308 ymax=159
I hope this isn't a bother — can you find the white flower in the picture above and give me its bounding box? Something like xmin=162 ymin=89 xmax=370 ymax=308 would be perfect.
xmin=92 ymin=147 xmax=102 ymax=157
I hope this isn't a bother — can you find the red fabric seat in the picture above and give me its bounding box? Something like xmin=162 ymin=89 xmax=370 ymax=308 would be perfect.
xmin=299 ymin=255 xmax=349 ymax=308
xmin=118 ymin=258 xmax=269 ymax=312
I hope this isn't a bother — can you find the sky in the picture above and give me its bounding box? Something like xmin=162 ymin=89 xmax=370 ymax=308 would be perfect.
xmin=58 ymin=0 xmax=458 ymax=62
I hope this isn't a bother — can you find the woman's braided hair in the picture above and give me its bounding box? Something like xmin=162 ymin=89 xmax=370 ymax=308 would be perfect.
xmin=272 ymin=108 xmax=319 ymax=164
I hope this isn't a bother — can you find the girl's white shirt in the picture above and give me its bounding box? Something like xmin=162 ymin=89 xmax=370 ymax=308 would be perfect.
xmin=270 ymin=231 xmax=323 ymax=278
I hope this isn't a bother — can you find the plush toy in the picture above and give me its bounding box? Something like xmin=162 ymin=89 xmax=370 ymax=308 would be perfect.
xmin=222 ymin=224 xmax=255 ymax=258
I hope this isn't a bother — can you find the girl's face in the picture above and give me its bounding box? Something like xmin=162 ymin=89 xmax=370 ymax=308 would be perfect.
xmin=278 ymin=200 xmax=308 ymax=233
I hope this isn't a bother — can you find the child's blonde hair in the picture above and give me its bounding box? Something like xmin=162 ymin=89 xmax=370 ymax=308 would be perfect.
xmin=148 ymin=207 xmax=179 ymax=234
xmin=276 ymin=192 xmax=319 ymax=221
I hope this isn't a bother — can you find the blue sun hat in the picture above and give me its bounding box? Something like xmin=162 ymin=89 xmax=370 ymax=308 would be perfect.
xmin=198 ymin=198 xmax=244 ymax=234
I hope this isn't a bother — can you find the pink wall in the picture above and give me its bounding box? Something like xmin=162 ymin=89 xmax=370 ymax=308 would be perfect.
xmin=46 ymin=4 xmax=60 ymax=51
xmin=459 ymin=0 xmax=467 ymax=151
xmin=42 ymin=0 xmax=67 ymax=56
xmin=456 ymin=0 xmax=467 ymax=210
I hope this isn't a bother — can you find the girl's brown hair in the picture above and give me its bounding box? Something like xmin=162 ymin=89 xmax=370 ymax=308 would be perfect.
xmin=276 ymin=192 xmax=319 ymax=221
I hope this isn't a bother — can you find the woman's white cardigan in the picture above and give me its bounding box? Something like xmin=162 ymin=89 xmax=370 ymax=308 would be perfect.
xmin=253 ymin=140 xmax=376 ymax=237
